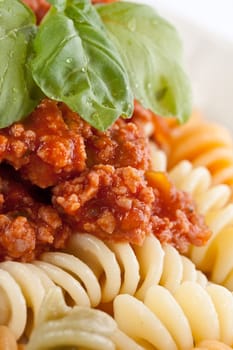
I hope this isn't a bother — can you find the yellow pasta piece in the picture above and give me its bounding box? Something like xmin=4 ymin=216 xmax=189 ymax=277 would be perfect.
xmin=167 ymin=112 xmax=233 ymax=187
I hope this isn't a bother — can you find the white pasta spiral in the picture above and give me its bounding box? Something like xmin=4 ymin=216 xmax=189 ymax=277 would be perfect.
xmin=0 ymin=233 xmax=207 ymax=340
xmin=66 ymin=233 xmax=208 ymax=300
xmin=0 ymin=262 xmax=51 ymax=340
xmin=114 ymin=281 xmax=233 ymax=349
xmin=26 ymin=287 xmax=143 ymax=350
xmin=169 ymin=160 xmax=233 ymax=288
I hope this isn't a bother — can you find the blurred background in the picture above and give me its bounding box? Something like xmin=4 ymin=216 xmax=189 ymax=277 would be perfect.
xmin=153 ymin=0 xmax=233 ymax=42
xmin=132 ymin=0 xmax=233 ymax=132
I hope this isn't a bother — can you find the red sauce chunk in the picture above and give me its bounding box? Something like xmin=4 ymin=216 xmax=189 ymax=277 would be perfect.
xmin=0 ymin=167 xmax=71 ymax=261
xmin=0 ymin=99 xmax=211 ymax=260
xmin=52 ymin=165 xmax=211 ymax=253
xmin=0 ymin=100 xmax=88 ymax=188
xmin=0 ymin=99 xmax=150 ymax=188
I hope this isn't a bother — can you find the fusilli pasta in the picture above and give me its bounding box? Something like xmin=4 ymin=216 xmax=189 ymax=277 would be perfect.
xmin=26 ymin=287 xmax=143 ymax=350
xmin=114 ymin=281 xmax=233 ymax=348
xmin=169 ymin=160 xmax=233 ymax=287
xmin=0 ymin=325 xmax=18 ymax=350
xmin=0 ymin=233 xmax=208 ymax=340
xmin=167 ymin=112 xmax=233 ymax=187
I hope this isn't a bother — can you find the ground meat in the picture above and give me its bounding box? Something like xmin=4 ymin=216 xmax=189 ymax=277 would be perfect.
xmin=85 ymin=118 xmax=151 ymax=170
xmin=0 ymin=98 xmax=211 ymax=259
xmin=0 ymin=99 xmax=151 ymax=188
xmin=131 ymin=100 xmax=177 ymax=154
xmin=59 ymin=101 xmax=151 ymax=171
xmin=0 ymin=4 xmax=212 ymax=261
xmin=0 ymin=167 xmax=71 ymax=261
xmin=0 ymin=99 xmax=87 ymax=188
xmin=52 ymin=165 xmax=154 ymax=245
xmin=52 ymin=165 xmax=211 ymax=252
xmin=146 ymin=172 xmax=211 ymax=253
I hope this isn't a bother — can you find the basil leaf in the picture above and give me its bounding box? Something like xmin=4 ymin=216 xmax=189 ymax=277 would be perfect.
xmin=47 ymin=0 xmax=66 ymax=11
xmin=98 ymin=2 xmax=192 ymax=122
xmin=0 ymin=0 xmax=43 ymax=128
xmin=30 ymin=0 xmax=133 ymax=131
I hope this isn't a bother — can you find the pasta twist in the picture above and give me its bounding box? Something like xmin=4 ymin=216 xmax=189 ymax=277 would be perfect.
xmin=0 ymin=233 xmax=207 ymax=340
xmin=169 ymin=160 xmax=233 ymax=287
xmin=66 ymin=233 xmax=208 ymax=300
xmin=114 ymin=281 xmax=233 ymax=349
xmin=167 ymin=112 xmax=233 ymax=187
xmin=0 ymin=262 xmax=51 ymax=340
xmin=26 ymin=287 xmax=143 ymax=350
xmin=0 ymin=326 xmax=17 ymax=350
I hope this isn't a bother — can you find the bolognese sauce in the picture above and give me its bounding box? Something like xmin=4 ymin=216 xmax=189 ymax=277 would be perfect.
xmin=0 ymin=0 xmax=211 ymax=261
xmin=0 ymin=99 xmax=211 ymax=261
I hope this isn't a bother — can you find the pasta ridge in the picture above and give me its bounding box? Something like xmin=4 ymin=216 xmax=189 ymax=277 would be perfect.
xmin=169 ymin=160 xmax=233 ymax=288
xmin=0 ymin=233 xmax=208 ymax=340
xmin=114 ymin=281 xmax=233 ymax=349
xmin=25 ymin=287 xmax=144 ymax=350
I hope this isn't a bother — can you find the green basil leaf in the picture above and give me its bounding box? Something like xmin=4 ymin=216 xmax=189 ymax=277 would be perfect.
xmin=47 ymin=0 xmax=66 ymax=12
xmin=0 ymin=0 xmax=43 ymax=128
xmin=98 ymin=2 xmax=192 ymax=122
xmin=30 ymin=0 xmax=133 ymax=131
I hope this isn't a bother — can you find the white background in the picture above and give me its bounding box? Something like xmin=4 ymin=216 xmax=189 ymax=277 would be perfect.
xmin=152 ymin=0 xmax=233 ymax=43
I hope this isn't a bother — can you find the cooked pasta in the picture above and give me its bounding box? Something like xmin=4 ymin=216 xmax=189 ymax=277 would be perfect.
xmin=167 ymin=111 xmax=233 ymax=187
xmin=114 ymin=281 xmax=233 ymax=349
xmin=149 ymin=142 xmax=167 ymax=172
xmin=26 ymin=287 xmax=143 ymax=350
xmin=168 ymin=160 xmax=233 ymax=287
xmin=66 ymin=233 xmax=208 ymax=300
xmin=0 ymin=262 xmax=48 ymax=340
xmin=1 ymin=1 xmax=233 ymax=348
xmin=193 ymin=340 xmax=233 ymax=350
xmin=0 ymin=325 xmax=18 ymax=350
xmin=0 ymin=233 xmax=209 ymax=341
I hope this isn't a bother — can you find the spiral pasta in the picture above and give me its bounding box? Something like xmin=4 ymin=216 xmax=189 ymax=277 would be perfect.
xmin=168 ymin=160 xmax=233 ymax=287
xmin=0 ymin=233 xmax=231 ymax=349
xmin=149 ymin=141 xmax=233 ymax=290
xmin=0 ymin=233 xmax=208 ymax=340
xmin=26 ymin=287 xmax=143 ymax=350
xmin=66 ymin=233 xmax=208 ymax=300
xmin=0 ymin=262 xmax=50 ymax=340
xmin=166 ymin=111 xmax=233 ymax=187
xmin=114 ymin=281 xmax=233 ymax=349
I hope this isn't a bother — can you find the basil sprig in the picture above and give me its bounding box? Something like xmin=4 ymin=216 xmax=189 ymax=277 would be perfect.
xmin=0 ymin=0 xmax=192 ymax=130
xmin=98 ymin=2 xmax=192 ymax=122
xmin=30 ymin=0 xmax=134 ymax=130
xmin=0 ymin=0 xmax=42 ymax=128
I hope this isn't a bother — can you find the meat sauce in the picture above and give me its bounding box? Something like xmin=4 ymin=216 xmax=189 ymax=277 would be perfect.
xmin=0 ymin=1 xmax=211 ymax=261
xmin=0 ymin=165 xmax=71 ymax=261
xmin=52 ymin=165 xmax=210 ymax=252
xmin=0 ymin=98 xmax=211 ymax=261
